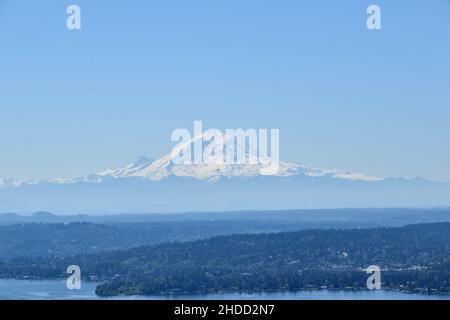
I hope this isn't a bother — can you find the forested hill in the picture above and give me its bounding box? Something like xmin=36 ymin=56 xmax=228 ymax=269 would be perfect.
xmin=0 ymin=220 xmax=322 ymax=260
xmin=1 ymin=223 xmax=449 ymax=296
xmin=1 ymin=208 xmax=450 ymax=260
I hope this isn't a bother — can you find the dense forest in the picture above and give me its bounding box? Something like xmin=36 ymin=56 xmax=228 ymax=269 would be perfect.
xmin=2 ymin=208 xmax=450 ymax=260
xmin=0 ymin=222 xmax=449 ymax=296
xmin=0 ymin=220 xmax=321 ymax=260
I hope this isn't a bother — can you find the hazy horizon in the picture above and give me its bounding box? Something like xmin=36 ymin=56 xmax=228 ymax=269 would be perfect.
xmin=1 ymin=0 xmax=449 ymax=182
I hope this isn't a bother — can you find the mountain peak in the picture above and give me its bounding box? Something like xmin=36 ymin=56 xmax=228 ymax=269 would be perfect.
xmin=94 ymin=148 xmax=382 ymax=183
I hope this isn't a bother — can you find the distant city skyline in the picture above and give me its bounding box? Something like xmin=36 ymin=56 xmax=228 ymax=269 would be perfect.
xmin=0 ymin=0 xmax=449 ymax=182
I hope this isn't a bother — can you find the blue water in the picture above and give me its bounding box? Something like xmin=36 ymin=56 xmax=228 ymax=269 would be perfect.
xmin=0 ymin=280 xmax=448 ymax=300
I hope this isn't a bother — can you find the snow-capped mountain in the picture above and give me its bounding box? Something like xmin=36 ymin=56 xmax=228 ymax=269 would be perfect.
xmin=96 ymin=155 xmax=382 ymax=182
xmin=0 ymin=136 xmax=449 ymax=214
xmin=0 ymin=134 xmax=382 ymax=187
xmin=95 ymin=135 xmax=382 ymax=182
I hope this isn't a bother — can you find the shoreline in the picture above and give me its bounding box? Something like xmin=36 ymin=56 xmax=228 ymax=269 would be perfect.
xmin=1 ymin=278 xmax=449 ymax=299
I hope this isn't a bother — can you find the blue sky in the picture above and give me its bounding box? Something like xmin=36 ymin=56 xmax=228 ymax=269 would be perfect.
xmin=0 ymin=0 xmax=449 ymax=181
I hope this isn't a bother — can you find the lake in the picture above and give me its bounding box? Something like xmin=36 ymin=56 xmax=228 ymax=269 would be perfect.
xmin=0 ymin=279 xmax=448 ymax=300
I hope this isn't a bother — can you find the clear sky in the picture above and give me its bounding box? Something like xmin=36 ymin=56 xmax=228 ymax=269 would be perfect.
xmin=0 ymin=0 xmax=449 ymax=181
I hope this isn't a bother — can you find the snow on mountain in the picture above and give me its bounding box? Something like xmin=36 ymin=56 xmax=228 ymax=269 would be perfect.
xmin=96 ymin=156 xmax=382 ymax=182
xmin=97 ymin=156 xmax=155 ymax=178
xmin=3 ymin=135 xmax=450 ymax=213
xmin=0 ymin=178 xmax=25 ymax=189
xmin=0 ymin=135 xmax=382 ymax=189
xmin=95 ymin=134 xmax=382 ymax=182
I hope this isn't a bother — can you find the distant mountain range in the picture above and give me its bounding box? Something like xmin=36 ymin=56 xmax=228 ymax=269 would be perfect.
xmin=1 ymin=138 xmax=450 ymax=213
xmin=1 ymin=208 xmax=450 ymax=226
